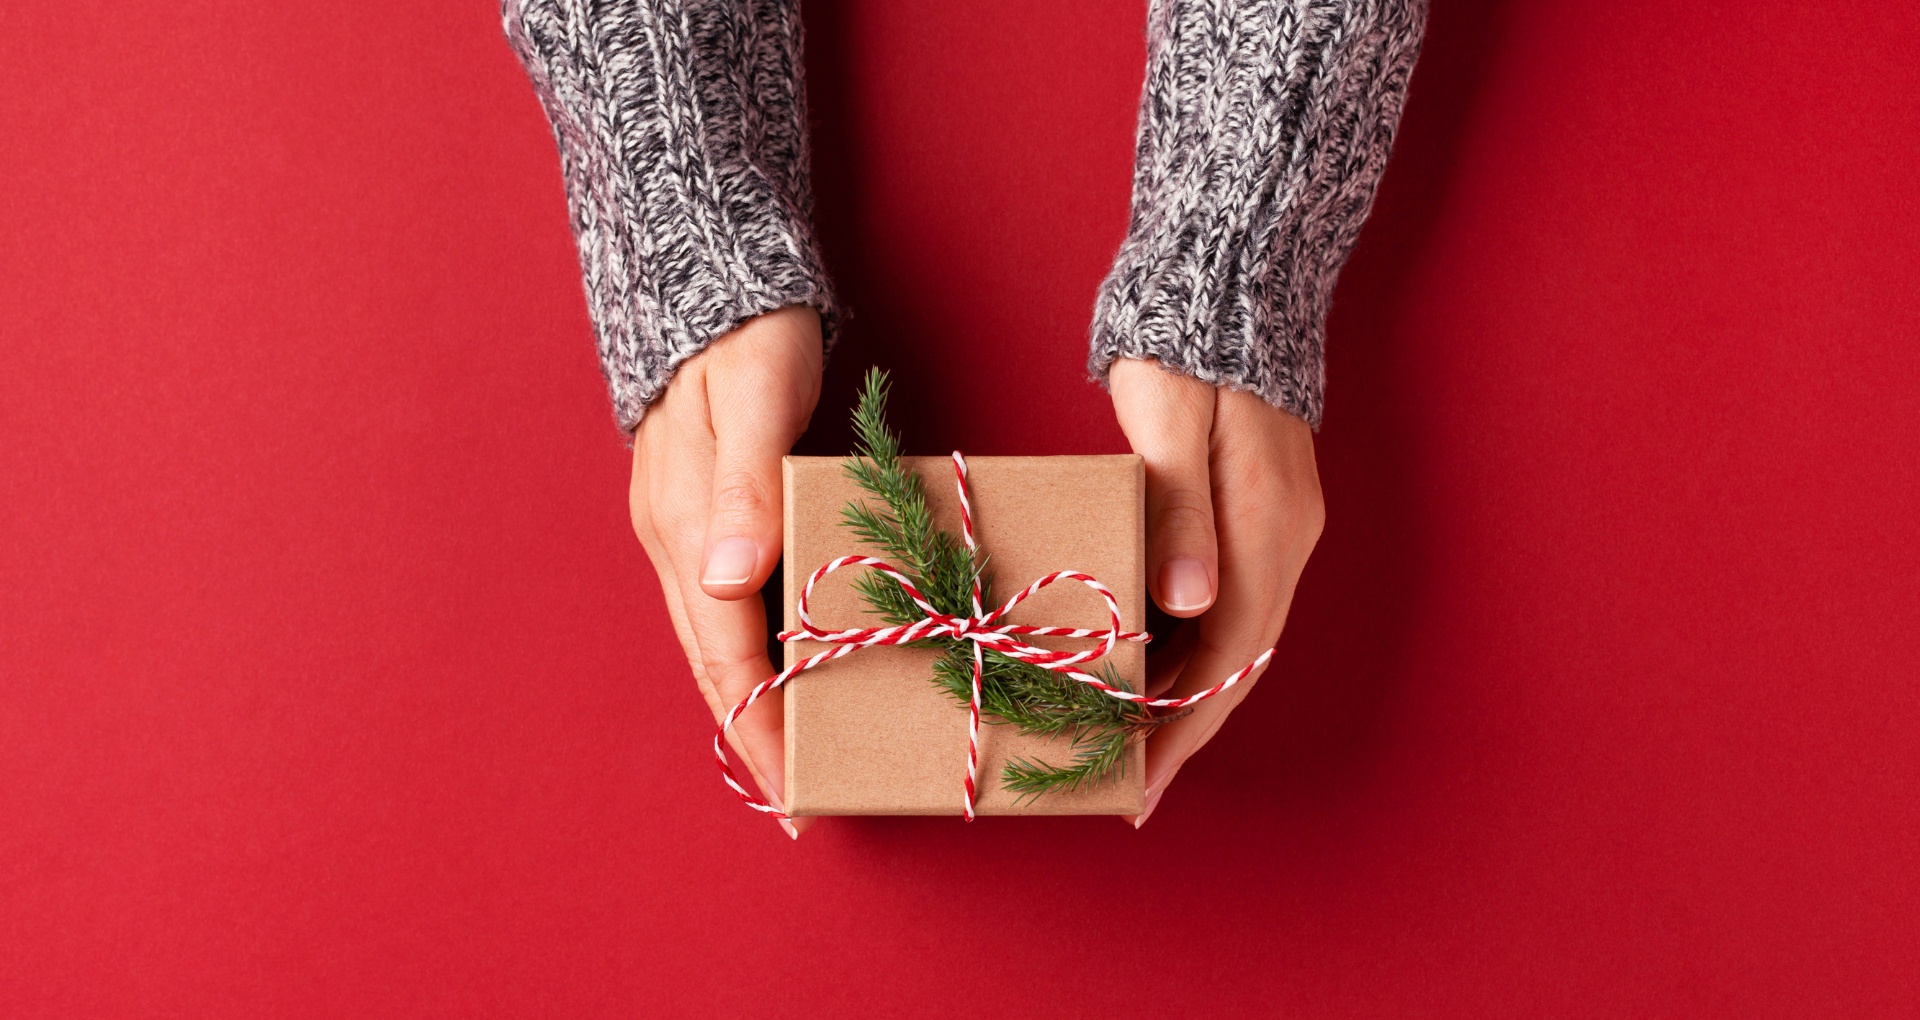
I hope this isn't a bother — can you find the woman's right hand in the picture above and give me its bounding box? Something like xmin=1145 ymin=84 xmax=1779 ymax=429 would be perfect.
xmin=627 ymin=306 xmax=823 ymax=839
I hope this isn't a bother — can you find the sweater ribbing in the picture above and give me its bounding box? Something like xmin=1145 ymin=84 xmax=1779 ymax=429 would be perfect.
xmin=1089 ymin=0 xmax=1427 ymax=429
xmin=504 ymin=0 xmax=839 ymax=432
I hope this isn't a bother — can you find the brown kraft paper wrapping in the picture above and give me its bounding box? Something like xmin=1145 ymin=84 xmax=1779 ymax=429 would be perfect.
xmin=782 ymin=455 xmax=1147 ymax=816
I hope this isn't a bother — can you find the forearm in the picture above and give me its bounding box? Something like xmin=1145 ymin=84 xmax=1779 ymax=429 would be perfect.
xmin=1090 ymin=0 xmax=1428 ymax=429
xmin=503 ymin=0 xmax=838 ymax=433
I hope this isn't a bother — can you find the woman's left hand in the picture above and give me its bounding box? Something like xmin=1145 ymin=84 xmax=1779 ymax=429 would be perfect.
xmin=1107 ymin=357 xmax=1326 ymax=827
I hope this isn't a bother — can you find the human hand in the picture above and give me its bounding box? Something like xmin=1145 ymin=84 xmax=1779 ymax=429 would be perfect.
xmin=1108 ymin=358 xmax=1326 ymax=828
xmin=627 ymin=306 xmax=822 ymax=838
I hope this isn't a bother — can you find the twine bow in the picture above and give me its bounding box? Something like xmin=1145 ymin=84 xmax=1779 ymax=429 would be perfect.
xmin=715 ymin=451 xmax=1273 ymax=821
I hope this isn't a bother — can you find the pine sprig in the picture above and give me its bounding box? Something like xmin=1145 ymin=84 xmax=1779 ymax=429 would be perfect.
xmin=837 ymin=368 xmax=1171 ymax=800
xmin=1002 ymin=734 xmax=1127 ymax=801
xmin=839 ymin=370 xmax=978 ymax=622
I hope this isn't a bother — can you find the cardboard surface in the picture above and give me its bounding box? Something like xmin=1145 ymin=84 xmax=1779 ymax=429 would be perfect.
xmin=783 ymin=456 xmax=1146 ymax=815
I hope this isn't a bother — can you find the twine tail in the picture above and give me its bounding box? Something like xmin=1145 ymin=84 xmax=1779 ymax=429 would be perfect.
xmin=964 ymin=640 xmax=981 ymax=821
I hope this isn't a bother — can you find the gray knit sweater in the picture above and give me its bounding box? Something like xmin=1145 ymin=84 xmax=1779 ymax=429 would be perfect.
xmin=504 ymin=0 xmax=1425 ymax=432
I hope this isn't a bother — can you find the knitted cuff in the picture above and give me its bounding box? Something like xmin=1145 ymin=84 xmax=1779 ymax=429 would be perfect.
xmin=1087 ymin=0 xmax=1427 ymax=431
xmin=1089 ymin=214 xmax=1332 ymax=429
xmin=505 ymin=0 xmax=840 ymax=433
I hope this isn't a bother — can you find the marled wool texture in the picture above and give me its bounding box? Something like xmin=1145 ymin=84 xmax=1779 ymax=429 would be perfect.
xmin=504 ymin=0 xmax=838 ymax=432
xmin=505 ymin=0 xmax=1425 ymax=433
xmin=1091 ymin=0 xmax=1427 ymax=428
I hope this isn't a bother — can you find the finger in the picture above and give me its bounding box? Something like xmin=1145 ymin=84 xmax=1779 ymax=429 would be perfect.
xmin=632 ymin=388 xmax=719 ymax=708
xmin=1109 ymin=358 xmax=1219 ymax=617
xmin=1121 ymin=760 xmax=1182 ymax=829
xmin=1139 ymin=391 xmax=1323 ymax=797
xmin=695 ymin=309 xmax=820 ymax=833
xmin=698 ymin=319 xmax=818 ymax=599
xmin=652 ymin=403 xmax=798 ymax=824
xmin=677 ymin=567 xmax=799 ymax=829
xmin=645 ymin=381 xmax=808 ymax=835
xmin=640 ymin=403 xmax=793 ymax=830
xmin=654 ymin=546 xmax=811 ymax=836
xmin=1139 ymin=632 xmax=1275 ymax=804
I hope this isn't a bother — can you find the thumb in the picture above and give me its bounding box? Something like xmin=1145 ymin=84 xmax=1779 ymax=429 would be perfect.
xmin=699 ymin=308 xmax=821 ymax=599
xmin=1109 ymin=358 xmax=1218 ymax=617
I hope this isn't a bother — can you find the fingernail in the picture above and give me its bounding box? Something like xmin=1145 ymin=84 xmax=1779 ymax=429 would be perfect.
xmin=1160 ymin=558 xmax=1212 ymax=612
xmin=702 ymin=537 xmax=759 ymax=585
xmin=778 ymin=817 xmax=800 ymax=840
xmin=1132 ymin=781 xmax=1168 ymax=829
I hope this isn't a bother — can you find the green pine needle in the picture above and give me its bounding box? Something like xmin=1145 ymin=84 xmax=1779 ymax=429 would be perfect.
xmin=836 ymin=368 xmax=1170 ymax=800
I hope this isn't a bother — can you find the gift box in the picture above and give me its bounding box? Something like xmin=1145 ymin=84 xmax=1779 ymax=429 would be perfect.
xmin=781 ymin=454 xmax=1147 ymax=816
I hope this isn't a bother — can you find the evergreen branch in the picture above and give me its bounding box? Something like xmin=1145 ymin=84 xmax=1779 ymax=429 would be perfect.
xmin=840 ymin=369 xmax=976 ymax=618
xmin=1001 ymin=732 xmax=1128 ymax=802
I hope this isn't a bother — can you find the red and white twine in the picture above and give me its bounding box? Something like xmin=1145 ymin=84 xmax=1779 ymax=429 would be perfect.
xmin=713 ymin=451 xmax=1274 ymax=822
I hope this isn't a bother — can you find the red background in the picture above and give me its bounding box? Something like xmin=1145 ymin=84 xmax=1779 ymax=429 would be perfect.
xmin=5 ymin=1 xmax=1917 ymax=1016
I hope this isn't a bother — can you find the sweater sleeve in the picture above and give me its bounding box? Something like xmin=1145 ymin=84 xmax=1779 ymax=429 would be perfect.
xmin=1089 ymin=0 xmax=1427 ymax=429
xmin=503 ymin=0 xmax=839 ymax=433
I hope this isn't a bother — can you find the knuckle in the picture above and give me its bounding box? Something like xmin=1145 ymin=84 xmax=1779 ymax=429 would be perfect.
xmin=1215 ymin=490 xmax=1282 ymax=540
xmin=651 ymin=492 xmax=699 ymax=532
xmin=712 ymin=473 xmax=772 ymax=522
xmin=1302 ymin=491 xmax=1327 ymax=544
xmin=1213 ymin=467 xmax=1324 ymax=543
xmin=630 ymin=497 xmax=671 ymax=552
xmin=1153 ymin=489 xmax=1214 ymax=537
